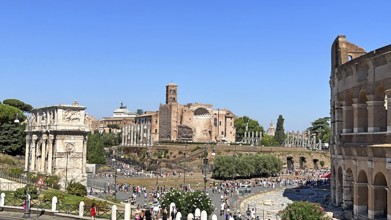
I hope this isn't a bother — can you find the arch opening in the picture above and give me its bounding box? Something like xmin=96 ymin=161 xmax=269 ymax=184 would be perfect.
xmin=194 ymin=108 xmax=210 ymax=116
xmin=373 ymin=172 xmax=388 ymax=218
xmin=299 ymin=157 xmax=306 ymax=170
xmin=287 ymin=156 xmax=294 ymax=172
xmin=356 ymin=170 xmax=368 ymax=216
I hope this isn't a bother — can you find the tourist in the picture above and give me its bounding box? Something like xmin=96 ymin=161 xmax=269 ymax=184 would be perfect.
xmin=220 ymin=202 xmax=225 ymax=216
xmin=161 ymin=206 xmax=168 ymax=220
xmin=171 ymin=206 xmax=177 ymax=220
xmin=90 ymin=203 xmax=97 ymax=220
xmin=145 ymin=208 xmax=152 ymax=220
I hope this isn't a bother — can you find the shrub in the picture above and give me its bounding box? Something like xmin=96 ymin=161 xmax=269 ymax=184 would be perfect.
xmin=279 ymin=201 xmax=330 ymax=220
xmin=320 ymin=161 xmax=325 ymax=168
xmin=67 ymin=180 xmax=87 ymax=196
xmin=42 ymin=191 xmax=65 ymax=202
xmin=15 ymin=186 xmax=38 ymax=199
xmin=83 ymin=197 xmax=109 ymax=209
xmin=47 ymin=175 xmax=61 ymax=189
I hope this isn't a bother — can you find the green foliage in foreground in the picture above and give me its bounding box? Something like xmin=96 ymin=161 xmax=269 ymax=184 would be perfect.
xmin=15 ymin=186 xmax=38 ymax=199
xmin=67 ymin=180 xmax=87 ymax=197
xmin=212 ymin=154 xmax=282 ymax=179
xmin=160 ymin=189 xmax=214 ymax=216
xmin=280 ymin=201 xmax=330 ymax=220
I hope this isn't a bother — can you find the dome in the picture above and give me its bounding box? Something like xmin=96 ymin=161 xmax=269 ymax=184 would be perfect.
xmin=112 ymin=102 xmax=136 ymax=118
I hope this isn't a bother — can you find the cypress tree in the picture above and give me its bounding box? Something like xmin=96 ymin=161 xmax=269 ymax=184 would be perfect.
xmin=274 ymin=115 xmax=286 ymax=145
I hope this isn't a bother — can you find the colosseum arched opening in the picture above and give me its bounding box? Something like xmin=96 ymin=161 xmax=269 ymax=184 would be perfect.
xmin=356 ymin=170 xmax=368 ymax=217
xmin=373 ymin=172 xmax=388 ymax=218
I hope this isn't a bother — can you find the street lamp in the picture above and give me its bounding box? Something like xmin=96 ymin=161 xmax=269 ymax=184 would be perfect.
xmin=183 ymin=145 xmax=187 ymax=191
xmin=15 ymin=113 xmax=32 ymax=218
xmin=112 ymin=158 xmax=117 ymax=201
xmin=203 ymin=145 xmax=208 ymax=194
xmin=156 ymin=161 xmax=160 ymax=187
xmin=232 ymin=144 xmax=238 ymax=211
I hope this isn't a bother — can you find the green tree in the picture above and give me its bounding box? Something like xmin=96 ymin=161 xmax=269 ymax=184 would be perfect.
xmin=274 ymin=115 xmax=286 ymax=145
xmin=234 ymin=116 xmax=264 ymax=142
xmin=307 ymin=117 xmax=331 ymax=144
xmin=212 ymin=154 xmax=282 ymax=179
xmin=107 ymin=124 xmax=120 ymax=130
xmin=0 ymin=104 xmax=26 ymax=155
xmin=3 ymin=99 xmax=33 ymax=112
xmin=261 ymin=134 xmax=279 ymax=146
xmin=280 ymin=201 xmax=330 ymax=220
xmin=86 ymin=133 xmax=106 ymax=164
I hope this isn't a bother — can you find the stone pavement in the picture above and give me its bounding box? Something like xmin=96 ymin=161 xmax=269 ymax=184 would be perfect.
xmin=239 ymin=186 xmax=345 ymax=220
xmin=0 ymin=210 xmax=72 ymax=220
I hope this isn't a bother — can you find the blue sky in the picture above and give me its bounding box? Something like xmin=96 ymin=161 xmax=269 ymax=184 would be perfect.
xmin=1 ymin=1 xmax=390 ymax=131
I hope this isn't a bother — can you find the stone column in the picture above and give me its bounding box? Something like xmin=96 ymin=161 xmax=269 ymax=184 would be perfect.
xmin=342 ymin=103 xmax=353 ymax=133
xmin=147 ymin=124 xmax=151 ymax=146
xmin=122 ymin=126 xmax=126 ymax=146
xmin=41 ymin=134 xmax=48 ymax=173
xmin=25 ymin=137 xmax=30 ymax=171
xmin=368 ymin=184 xmax=375 ymax=219
xmin=48 ymin=134 xmax=54 ymax=175
xmin=140 ymin=124 xmax=144 ymax=146
xmin=36 ymin=140 xmax=41 ymax=172
xmin=31 ymin=135 xmax=38 ymax=171
xmin=366 ymin=95 xmax=386 ymax=132
xmin=82 ymin=136 xmax=87 ymax=174
xmin=130 ymin=125 xmax=134 ymax=146
xmin=331 ymin=103 xmax=343 ymax=144
xmin=385 ymin=90 xmax=391 ymax=132
xmin=135 ymin=124 xmax=138 ymax=145
xmin=352 ymin=98 xmax=367 ymax=133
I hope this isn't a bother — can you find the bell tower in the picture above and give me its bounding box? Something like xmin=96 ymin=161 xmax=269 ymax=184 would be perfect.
xmin=166 ymin=83 xmax=178 ymax=104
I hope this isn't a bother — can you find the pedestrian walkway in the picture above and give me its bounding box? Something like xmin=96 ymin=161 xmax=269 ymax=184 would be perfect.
xmin=0 ymin=210 xmax=72 ymax=220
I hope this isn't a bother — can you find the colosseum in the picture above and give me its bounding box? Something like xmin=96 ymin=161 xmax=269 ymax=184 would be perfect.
xmin=330 ymin=35 xmax=391 ymax=219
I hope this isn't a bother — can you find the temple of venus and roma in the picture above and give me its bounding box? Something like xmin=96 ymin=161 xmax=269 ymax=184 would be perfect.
xmin=330 ymin=35 xmax=391 ymax=219
xmin=24 ymin=101 xmax=88 ymax=189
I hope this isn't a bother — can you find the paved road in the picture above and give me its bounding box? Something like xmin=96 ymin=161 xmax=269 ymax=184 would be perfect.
xmin=92 ymin=184 xmax=286 ymax=218
xmin=0 ymin=211 xmax=73 ymax=220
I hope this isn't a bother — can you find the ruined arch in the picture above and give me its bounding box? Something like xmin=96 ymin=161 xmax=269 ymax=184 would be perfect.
xmin=356 ymin=170 xmax=368 ymax=216
xmin=299 ymin=156 xmax=306 ymax=170
xmin=287 ymin=156 xmax=294 ymax=172
xmin=313 ymin=158 xmax=319 ymax=170
xmin=194 ymin=107 xmax=210 ymax=116
xmin=373 ymin=172 xmax=388 ymax=218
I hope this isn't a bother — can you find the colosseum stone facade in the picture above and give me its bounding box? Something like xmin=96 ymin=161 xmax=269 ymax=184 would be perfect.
xmin=330 ymin=35 xmax=391 ymax=219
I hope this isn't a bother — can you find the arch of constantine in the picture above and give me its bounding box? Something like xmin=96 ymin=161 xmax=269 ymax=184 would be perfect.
xmin=25 ymin=101 xmax=88 ymax=189
xmin=330 ymin=35 xmax=391 ymax=219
